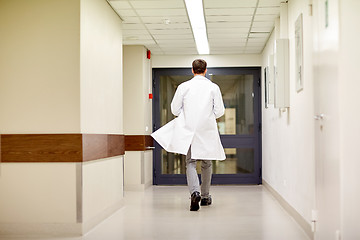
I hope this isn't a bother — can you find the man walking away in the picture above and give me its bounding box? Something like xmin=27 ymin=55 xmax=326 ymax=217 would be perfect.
xmin=151 ymin=59 xmax=226 ymax=211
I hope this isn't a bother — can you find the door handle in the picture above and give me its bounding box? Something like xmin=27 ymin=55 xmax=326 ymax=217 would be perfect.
xmin=314 ymin=114 xmax=324 ymax=120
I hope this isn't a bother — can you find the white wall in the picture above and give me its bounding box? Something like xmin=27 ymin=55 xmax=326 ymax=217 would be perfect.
xmin=123 ymin=46 xmax=151 ymax=135
xmin=123 ymin=45 xmax=152 ymax=135
xmin=0 ymin=163 xmax=77 ymax=223
xmin=143 ymin=49 xmax=153 ymax=136
xmin=123 ymin=45 xmax=153 ymax=190
xmin=338 ymin=0 xmax=360 ymax=238
xmin=124 ymin=152 xmax=142 ymax=189
xmin=79 ymin=0 xmax=125 ymax=233
xmin=152 ymin=54 xmax=262 ymax=68
xmin=82 ymin=157 xmax=124 ymax=232
xmin=0 ymin=0 xmax=125 ymax=236
xmin=0 ymin=0 xmax=81 ymax=133
xmin=143 ymin=151 xmax=153 ymax=187
xmin=0 ymin=1 xmax=82 ymax=235
xmin=124 ymin=151 xmax=153 ymax=191
xmin=261 ymin=0 xmax=315 ymax=226
xmin=0 ymin=163 xmax=80 ymax=236
xmin=80 ymin=0 xmax=123 ymax=134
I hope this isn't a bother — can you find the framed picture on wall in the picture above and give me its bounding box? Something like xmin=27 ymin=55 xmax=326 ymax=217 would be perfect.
xmin=295 ymin=13 xmax=304 ymax=92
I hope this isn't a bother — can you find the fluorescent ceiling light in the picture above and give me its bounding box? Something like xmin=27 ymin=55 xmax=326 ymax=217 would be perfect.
xmin=184 ymin=0 xmax=209 ymax=54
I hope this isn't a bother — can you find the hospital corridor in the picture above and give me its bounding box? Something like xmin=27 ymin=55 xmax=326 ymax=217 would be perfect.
xmin=0 ymin=0 xmax=359 ymax=239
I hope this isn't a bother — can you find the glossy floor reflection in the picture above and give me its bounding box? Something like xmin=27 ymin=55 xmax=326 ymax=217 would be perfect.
xmin=4 ymin=186 xmax=310 ymax=240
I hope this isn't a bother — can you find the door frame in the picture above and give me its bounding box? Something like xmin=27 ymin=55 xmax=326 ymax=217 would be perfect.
xmin=152 ymin=67 xmax=262 ymax=185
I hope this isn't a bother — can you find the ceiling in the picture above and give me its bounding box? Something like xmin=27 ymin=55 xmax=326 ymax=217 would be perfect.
xmin=108 ymin=0 xmax=282 ymax=55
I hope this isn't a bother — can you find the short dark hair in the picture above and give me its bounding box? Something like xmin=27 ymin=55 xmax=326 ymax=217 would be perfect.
xmin=192 ymin=59 xmax=207 ymax=74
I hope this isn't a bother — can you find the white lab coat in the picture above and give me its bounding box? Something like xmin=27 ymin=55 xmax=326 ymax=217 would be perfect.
xmin=151 ymin=75 xmax=226 ymax=160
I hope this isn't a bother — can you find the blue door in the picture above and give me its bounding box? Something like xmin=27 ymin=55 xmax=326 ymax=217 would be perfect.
xmin=153 ymin=67 xmax=262 ymax=185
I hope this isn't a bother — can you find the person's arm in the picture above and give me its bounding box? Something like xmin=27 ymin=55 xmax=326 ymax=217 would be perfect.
xmin=171 ymin=85 xmax=183 ymax=116
xmin=213 ymin=85 xmax=225 ymax=118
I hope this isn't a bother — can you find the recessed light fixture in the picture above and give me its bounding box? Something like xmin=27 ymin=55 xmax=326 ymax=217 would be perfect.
xmin=184 ymin=0 xmax=209 ymax=55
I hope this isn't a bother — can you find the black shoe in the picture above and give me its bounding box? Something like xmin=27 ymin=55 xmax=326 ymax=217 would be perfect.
xmin=200 ymin=196 xmax=212 ymax=206
xmin=190 ymin=191 xmax=201 ymax=211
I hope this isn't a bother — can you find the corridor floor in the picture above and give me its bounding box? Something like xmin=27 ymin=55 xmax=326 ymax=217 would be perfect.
xmin=3 ymin=186 xmax=310 ymax=240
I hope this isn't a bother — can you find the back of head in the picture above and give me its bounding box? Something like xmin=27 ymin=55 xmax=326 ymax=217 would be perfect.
xmin=192 ymin=59 xmax=207 ymax=74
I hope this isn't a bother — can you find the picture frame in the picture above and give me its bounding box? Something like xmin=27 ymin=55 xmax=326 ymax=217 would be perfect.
xmin=295 ymin=13 xmax=304 ymax=92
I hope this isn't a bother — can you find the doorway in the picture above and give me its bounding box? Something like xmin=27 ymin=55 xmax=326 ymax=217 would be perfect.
xmin=152 ymin=67 xmax=262 ymax=185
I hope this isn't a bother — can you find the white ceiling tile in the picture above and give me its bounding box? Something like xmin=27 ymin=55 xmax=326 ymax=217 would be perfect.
xmin=153 ymin=34 xmax=193 ymax=40
xmin=205 ymin=8 xmax=255 ymax=16
xmin=253 ymin=14 xmax=278 ymax=22
xmin=161 ymin=47 xmax=197 ymax=51
xmin=122 ymin=17 xmax=142 ymax=24
xmin=122 ymin=23 xmax=147 ymax=30
xmin=159 ymin=42 xmax=196 ymax=47
xmin=115 ymin=9 xmax=137 ymax=17
xmin=250 ymin=27 xmax=273 ymax=32
xmin=209 ymin=28 xmax=243 ymax=34
xmin=233 ymin=28 xmax=251 ymax=33
xmin=246 ymin=41 xmax=266 ymax=47
xmin=150 ymin=51 xmax=165 ymax=55
xmin=212 ymin=46 xmax=245 ymax=50
xmin=109 ymin=1 xmax=132 ymax=9
xmin=130 ymin=1 xmax=185 ymax=9
xmin=147 ymin=47 xmax=163 ymax=51
xmin=247 ymin=37 xmax=268 ymax=43
xmin=145 ymin=23 xmax=190 ymax=30
xmin=258 ymin=0 xmax=282 ymax=7
xmin=204 ymin=0 xmax=257 ymax=8
xmin=256 ymin=7 xmax=280 ymax=15
xmin=143 ymin=43 xmax=161 ymax=48
xmin=118 ymin=0 xmax=279 ymax=55
xmin=161 ymin=49 xmax=198 ymax=54
xmin=157 ymin=39 xmax=195 ymax=44
xmin=209 ymin=42 xmax=246 ymax=47
xmin=123 ymin=39 xmax=156 ymax=45
xmin=149 ymin=29 xmax=192 ymax=35
xmin=124 ymin=35 xmax=153 ymax=41
xmin=209 ymin=38 xmax=246 ymax=44
xmin=147 ymin=50 xmax=164 ymax=54
xmin=166 ymin=52 xmax=198 ymax=55
xmin=122 ymin=30 xmax=150 ymax=37
xmin=252 ymin=21 xmax=275 ymax=28
xmin=206 ymin=15 xmax=253 ymax=22
xmin=209 ymin=27 xmax=249 ymax=34
xmin=210 ymin=50 xmax=245 ymax=55
xmin=136 ymin=9 xmax=186 ymax=16
xmin=211 ymin=46 xmax=245 ymax=50
xmin=208 ymin=33 xmax=248 ymax=39
xmin=249 ymin=32 xmax=270 ymax=38
xmin=244 ymin=50 xmax=262 ymax=54
xmin=207 ymin=22 xmax=251 ymax=29
xmin=246 ymin=46 xmax=263 ymax=50
xmin=211 ymin=48 xmax=245 ymax=51
xmin=141 ymin=16 xmax=188 ymax=24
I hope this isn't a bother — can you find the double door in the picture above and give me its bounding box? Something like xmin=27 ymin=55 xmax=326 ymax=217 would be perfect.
xmin=153 ymin=67 xmax=262 ymax=185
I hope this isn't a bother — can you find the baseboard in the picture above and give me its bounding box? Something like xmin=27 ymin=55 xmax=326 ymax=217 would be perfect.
xmin=144 ymin=181 xmax=152 ymax=190
xmin=262 ymin=180 xmax=314 ymax=240
xmin=124 ymin=181 xmax=152 ymax=191
xmin=0 ymin=222 xmax=82 ymax=238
